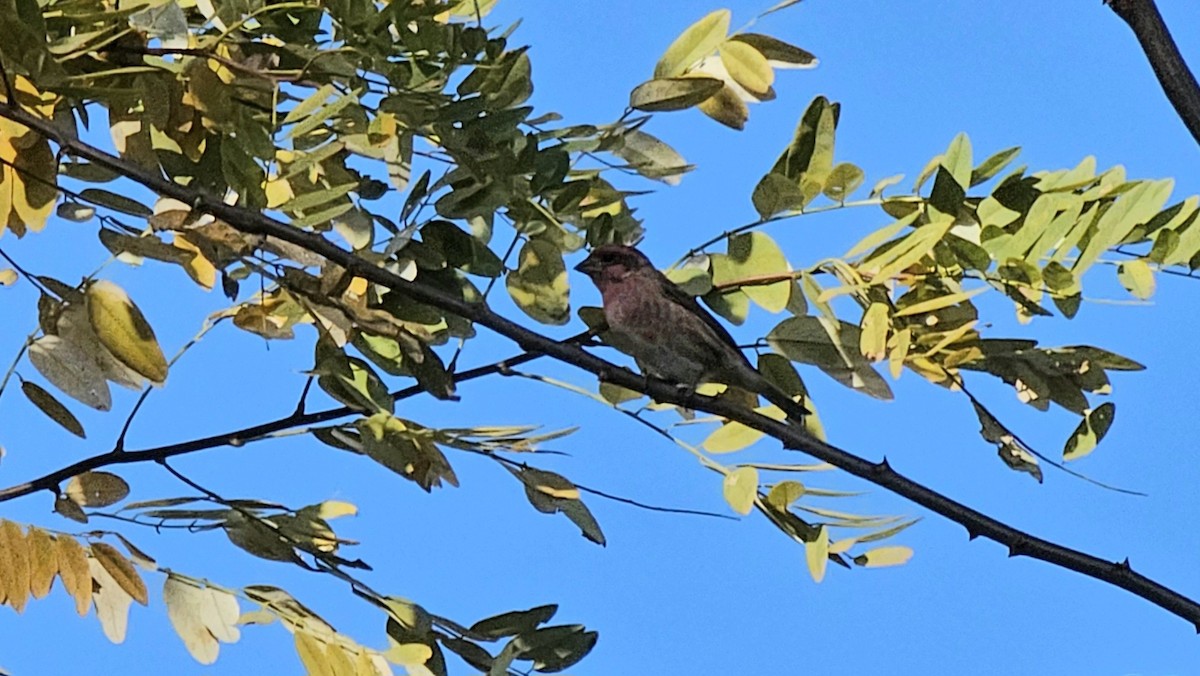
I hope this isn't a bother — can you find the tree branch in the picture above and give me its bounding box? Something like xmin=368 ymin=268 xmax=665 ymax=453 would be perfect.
xmin=2 ymin=100 xmax=1199 ymax=628
xmin=1107 ymin=0 xmax=1200 ymax=146
xmin=0 ymin=346 xmax=549 ymax=503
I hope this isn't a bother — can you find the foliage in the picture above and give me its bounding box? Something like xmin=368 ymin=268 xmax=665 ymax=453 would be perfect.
xmin=0 ymin=0 xmax=1192 ymax=673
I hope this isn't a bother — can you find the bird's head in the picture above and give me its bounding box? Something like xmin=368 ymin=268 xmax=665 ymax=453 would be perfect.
xmin=574 ymin=244 xmax=653 ymax=286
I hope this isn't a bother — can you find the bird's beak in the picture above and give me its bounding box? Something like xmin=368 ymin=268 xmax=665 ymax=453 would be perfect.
xmin=574 ymin=254 xmax=600 ymax=276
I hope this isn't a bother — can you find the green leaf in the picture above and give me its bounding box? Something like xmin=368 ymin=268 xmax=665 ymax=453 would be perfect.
xmin=940 ymin=132 xmax=973 ymax=189
xmin=1063 ymin=403 xmax=1115 ymax=461
xmin=56 ymin=202 xmax=95 ymax=222
xmin=284 ymin=87 xmax=361 ymax=139
xmin=751 ymin=172 xmax=807 ymax=219
xmin=507 ymin=240 xmax=569 ymax=325
xmin=512 ymin=467 xmax=605 ymax=545
xmin=282 ymin=83 xmax=336 ymax=124
xmin=423 ymin=220 xmax=504 ymax=278
xmin=697 ymin=84 xmax=749 ymax=130
xmin=765 ymin=480 xmax=805 ymax=510
xmin=86 ymin=280 xmax=168 ymax=385
xmin=99 ymin=229 xmax=195 ymax=265
xmin=703 ymin=254 xmax=750 ymax=324
xmin=514 ymin=625 xmax=598 ymax=672
xmin=726 ymin=231 xmax=791 ymax=312
xmin=822 ymin=162 xmax=864 ymax=202
xmin=316 ymin=346 xmax=394 ymax=415
xmin=356 ymin=413 xmax=458 ymax=491
xmin=612 ymin=130 xmax=691 ymax=185
xmin=769 ymin=96 xmax=838 ymax=187
xmin=470 ymin=605 xmax=559 ymax=643
xmin=868 ymin=174 xmax=904 ymax=199
xmin=65 ymin=471 xmax=129 ymax=507
xmin=1073 ymin=179 xmax=1174 ymax=274
xmin=654 ymin=9 xmax=731 ymax=78
xmin=767 ymin=316 xmax=894 ymax=399
xmin=845 ymin=211 xmax=919 ymax=259
xmin=729 ymin=33 xmax=817 ymax=69
xmin=970 ymin=146 xmax=1021 ymax=186
xmin=998 ymin=440 xmax=1043 ymax=483
xmin=78 ymin=188 xmax=153 ymax=218
xmin=21 ymin=380 xmax=85 ymax=438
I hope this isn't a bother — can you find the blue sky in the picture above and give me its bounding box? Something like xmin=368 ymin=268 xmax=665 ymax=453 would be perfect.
xmin=2 ymin=1 xmax=1200 ymax=674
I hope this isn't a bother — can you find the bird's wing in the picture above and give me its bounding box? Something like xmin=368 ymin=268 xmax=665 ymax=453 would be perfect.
xmin=654 ymin=268 xmax=754 ymax=365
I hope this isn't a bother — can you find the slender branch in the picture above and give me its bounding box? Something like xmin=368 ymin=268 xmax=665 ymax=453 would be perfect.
xmin=0 ymin=344 xmax=554 ymax=503
xmin=1106 ymin=0 xmax=1200 ymax=147
xmin=2 ymin=102 xmax=1199 ymax=629
xmin=575 ymin=483 xmax=737 ymax=520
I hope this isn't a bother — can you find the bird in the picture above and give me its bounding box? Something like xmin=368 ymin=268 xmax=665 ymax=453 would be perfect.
xmin=574 ymin=243 xmax=810 ymax=423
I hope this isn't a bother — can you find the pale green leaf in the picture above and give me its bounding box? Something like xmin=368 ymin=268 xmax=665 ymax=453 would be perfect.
xmin=1117 ymin=259 xmax=1156 ymax=299
xmin=805 ymin=526 xmax=828 ymax=583
xmin=722 ymin=467 xmax=759 ymax=515
xmin=717 ymin=40 xmax=773 ymax=97
xmin=654 ymin=10 xmax=731 ymax=78
xmin=853 ymin=545 xmax=913 ymax=568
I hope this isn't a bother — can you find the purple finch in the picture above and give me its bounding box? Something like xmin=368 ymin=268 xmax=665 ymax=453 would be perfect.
xmin=575 ymin=244 xmax=809 ymax=422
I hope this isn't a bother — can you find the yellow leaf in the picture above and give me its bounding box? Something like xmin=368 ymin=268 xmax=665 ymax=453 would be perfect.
xmin=173 ymin=234 xmax=217 ymax=290
xmin=804 ymin=526 xmax=828 ymax=583
xmin=386 ymin=641 xmax=434 ymax=667
xmin=1116 ymin=259 xmax=1155 ymax=300
xmin=506 ymin=240 xmax=569 ymax=325
xmin=654 ymin=9 xmax=731 ymax=78
xmin=718 ymin=40 xmax=774 ymax=97
xmin=722 ymin=466 xmax=759 ymax=515
xmin=264 ymin=176 xmax=295 ymax=209
xmin=854 ymin=545 xmax=914 ymax=568
xmin=55 ymin=535 xmax=92 ymax=615
xmin=55 ymin=304 xmax=146 ymax=391
xmin=10 ymin=136 xmax=57 ymax=232
xmin=859 ymin=302 xmax=890 ymax=362
xmin=703 ymin=419 xmax=764 ymax=453
xmin=0 ymin=268 xmax=16 ymax=285
xmin=90 ymin=542 xmax=148 ymax=605
xmin=86 ymin=280 xmax=169 ymax=385
xmin=27 ymin=527 xmax=58 ymax=599
xmin=296 ymin=632 xmax=336 ymax=676
xmin=828 ymin=537 xmax=858 ymax=555
xmin=0 ymin=520 xmax=30 ymax=612
xmin=892 ymin=287 xmax=987 ymax=317
xmin=316 ymin=500 xmax=359 ymax=519
xmin=888 ymin=328 xmax=911 ymax=379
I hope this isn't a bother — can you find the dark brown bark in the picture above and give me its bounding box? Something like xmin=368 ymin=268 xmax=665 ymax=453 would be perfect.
xmin=1107 ymin=0 xmax=1200 ymax=147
